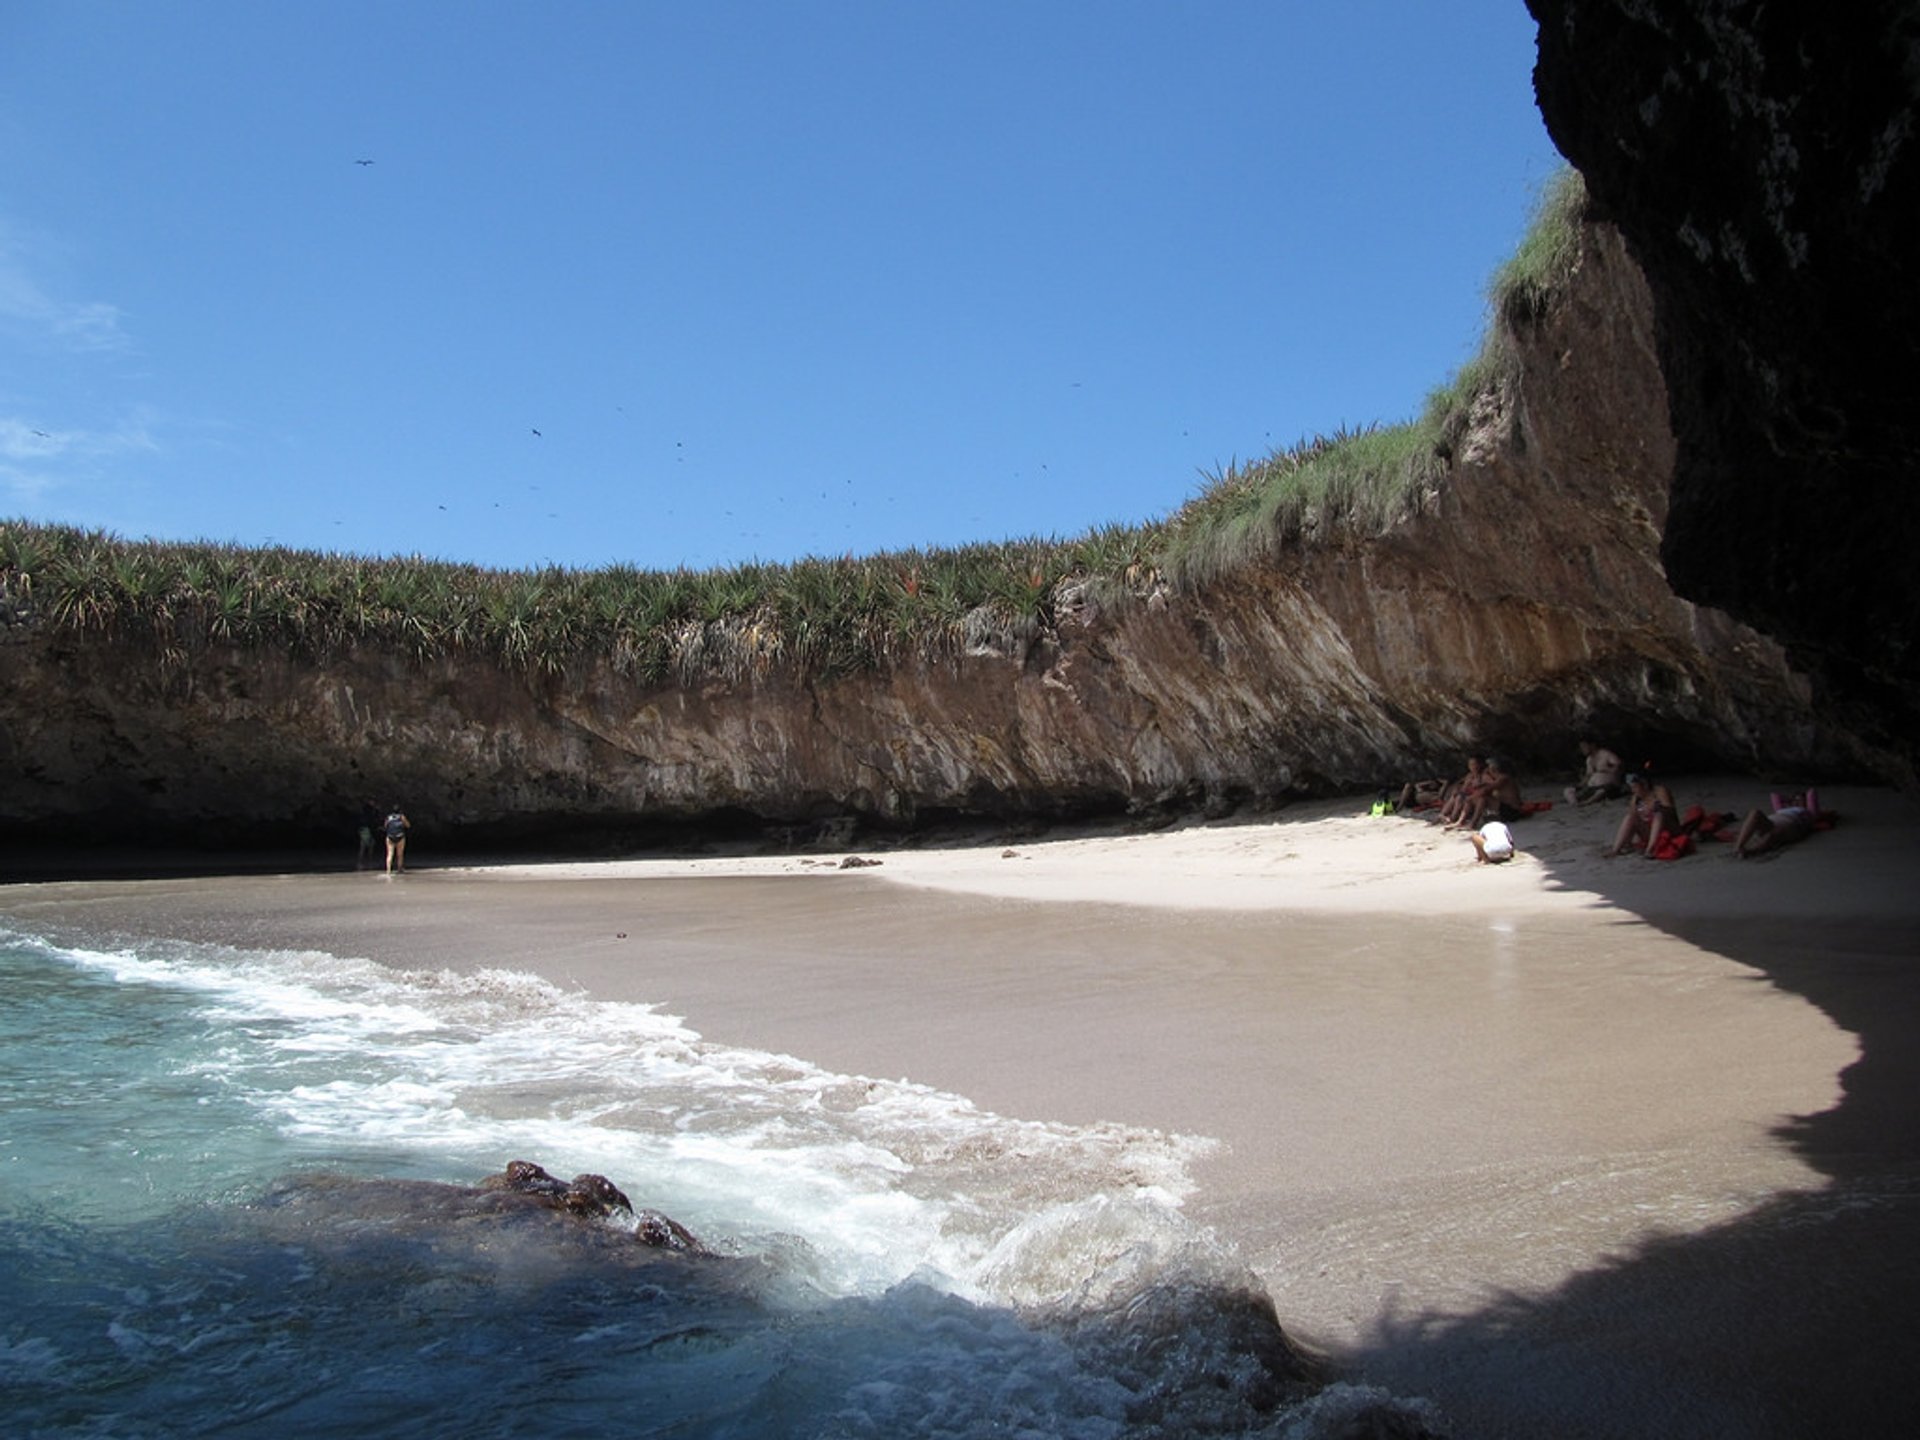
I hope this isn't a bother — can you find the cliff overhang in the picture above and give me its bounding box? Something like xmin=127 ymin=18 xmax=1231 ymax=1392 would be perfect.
xmin=1527 ymin=0 xmax=1920 ymax=790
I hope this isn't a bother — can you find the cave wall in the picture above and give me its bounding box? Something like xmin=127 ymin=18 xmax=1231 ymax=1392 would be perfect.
xmin=1527 ymin=0 xmax=1920 ymax=789
xmin=0 ymin=216 xmax=1835 ymax=851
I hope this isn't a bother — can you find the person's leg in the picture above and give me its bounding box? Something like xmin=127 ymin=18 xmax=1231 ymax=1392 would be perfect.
xmin=1733 ymin=809 xmax=1772 ymax=857
xmin=1772 ymin=813 xmax=1813 ymax=850
xmin=1470 ymin=833 xmax=1489 ymax=863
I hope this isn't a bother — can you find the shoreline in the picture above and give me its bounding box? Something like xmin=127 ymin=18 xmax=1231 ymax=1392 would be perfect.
xmin=5 ymin=776 xmax=1917 ymax=1436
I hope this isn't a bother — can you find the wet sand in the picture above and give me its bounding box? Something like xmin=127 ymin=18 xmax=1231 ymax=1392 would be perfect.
xmin=5 ymin=778 xmax=1917 ymax=1438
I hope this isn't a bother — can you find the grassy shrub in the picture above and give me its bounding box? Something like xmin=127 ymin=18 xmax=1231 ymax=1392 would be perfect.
xmin=1488 ymin=166 xmax=1589 ymax=328
xmin=1156 ymin=168 xmax=1587 ymax=590
xmin=0 ymin=518 xmax=1121 ymax=678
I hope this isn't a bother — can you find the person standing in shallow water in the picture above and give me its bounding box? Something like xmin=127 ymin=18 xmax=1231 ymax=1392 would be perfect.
xmin=383 ymin=806 xmax=410 ymax=874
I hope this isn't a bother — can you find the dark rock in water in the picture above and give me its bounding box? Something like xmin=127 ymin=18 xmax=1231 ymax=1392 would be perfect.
xmin=476 ymin=1158 xmax=706 ymax=1250
xmin=211 ymin=1165 xmax=1443 ymax=1433
xmin=632 ymin=1208 xmax=705 ymax=1251
xmin=479 ymin=1158 xmax=632 ymax=1217
xmin=252 ymin=1161 xmax=709 ymax=1259
xmin=1035 ymin=1276 xmax=1326 ymax=1431
xmin=1528 ymin=0 xmax=1920 ymax=787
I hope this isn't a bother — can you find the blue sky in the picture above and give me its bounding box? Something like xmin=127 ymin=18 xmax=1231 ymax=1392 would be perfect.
xmin=2 ymin=2 xmax=1560 ymax=574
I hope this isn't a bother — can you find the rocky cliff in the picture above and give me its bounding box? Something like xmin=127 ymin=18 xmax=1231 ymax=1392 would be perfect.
xmin=0 ymin=209 xmax=1839 ymax=853
xmin=1528 ymin=0 xmax=1920 ymax=789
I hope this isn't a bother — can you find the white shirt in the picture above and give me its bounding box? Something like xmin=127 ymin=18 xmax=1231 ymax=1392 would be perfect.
xmin=1479 ymin=820 xmax=1515 ymax=858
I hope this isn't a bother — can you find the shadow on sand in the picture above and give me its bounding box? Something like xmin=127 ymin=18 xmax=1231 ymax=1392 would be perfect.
xmin=1344 ymin=878 xmax=1920 ymax=1437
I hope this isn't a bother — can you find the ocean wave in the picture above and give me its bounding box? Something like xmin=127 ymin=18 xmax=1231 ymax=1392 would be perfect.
xmin=0 ymin=926 xmax=1445 ymax=1437
xmin=20 ymin=928 xmax=1213 ymax=1297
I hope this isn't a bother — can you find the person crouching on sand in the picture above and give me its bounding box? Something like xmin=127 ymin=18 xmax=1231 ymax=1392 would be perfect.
xmin=1471 ymin=818 xmax=1517 ymax=864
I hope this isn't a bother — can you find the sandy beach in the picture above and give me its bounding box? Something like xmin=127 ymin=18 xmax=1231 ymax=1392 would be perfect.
xmin=6 ymin=776 xmax=1917 ymax=1438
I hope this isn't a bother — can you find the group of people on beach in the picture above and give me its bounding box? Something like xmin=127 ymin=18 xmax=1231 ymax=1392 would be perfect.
xmin=1390 ymin=737 xmax=1828 ymax=866
xmin=1574 ymin=743 xmax=1825 ymax=860
xmin=1392 ymin=755 xmax=1531 ymax=864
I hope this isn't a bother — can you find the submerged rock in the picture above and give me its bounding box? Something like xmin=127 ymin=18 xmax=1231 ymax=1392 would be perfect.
xmin=479 ymin=1157 xmax=636 ymax=1215
xmin=478 ymin=1157 xmax=706 ymax=1251
xmin=249 ymin=1160 xmax=709 ymax=1259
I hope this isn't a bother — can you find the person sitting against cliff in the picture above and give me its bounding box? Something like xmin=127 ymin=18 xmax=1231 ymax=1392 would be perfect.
xmin=1395 ymin=773 xmax=1450 ymax=812
xmin=1470 ymin=817 xmax=1517 ymax=864
xmin=1606 ymin=773 xmax=1677 ymax=857
xmin=1436 ymin=758 xmax=1489 ymax=827
xmin=1450 ymin=759 xmax=1525 ymax=831
xmin=1566 ymin=739 xmax=1625 ymax=806
xmin=383 ymin=805 xmax=411 ymax=874
xmin=1733 ymin=789 xmax=1823 ymax=858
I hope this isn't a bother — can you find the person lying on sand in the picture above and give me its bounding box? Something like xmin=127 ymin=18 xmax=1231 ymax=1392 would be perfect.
xmin=1606 ymin=773 xmax=1677 ymax=857
xmin=1734 ymin=790 xmax=1822 ymax=858
xmin=1395 ymin=775 xmax=1449 ymax=811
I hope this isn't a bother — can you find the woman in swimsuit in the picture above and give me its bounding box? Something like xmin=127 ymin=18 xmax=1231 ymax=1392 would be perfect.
xmin=1607 ymin=774 xmax=1677 ymax=857
xmin=1734 ymin=790 xmax=1821 ymax=857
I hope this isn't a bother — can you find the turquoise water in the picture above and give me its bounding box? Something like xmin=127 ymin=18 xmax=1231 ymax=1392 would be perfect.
xmin=0 ymin=927 xmax=1431 ymax=1438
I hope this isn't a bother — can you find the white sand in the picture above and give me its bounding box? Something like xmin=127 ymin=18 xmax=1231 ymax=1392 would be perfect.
xmin=458 ymin=777 xmax=1916 ymax=922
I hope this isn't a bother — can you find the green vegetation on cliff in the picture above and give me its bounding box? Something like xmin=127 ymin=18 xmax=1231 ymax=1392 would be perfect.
xmin=1159 ymin=166 xmax=1586 ymax=589
xmin=2 ymin=171 xmax=1585 ymax=682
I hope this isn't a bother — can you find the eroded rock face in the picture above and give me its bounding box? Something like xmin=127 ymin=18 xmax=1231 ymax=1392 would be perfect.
xmin=0 ymin=215 xmax=1837 ymax=849
xmin=1528 ymin=0 xmax=1920 ymax=787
